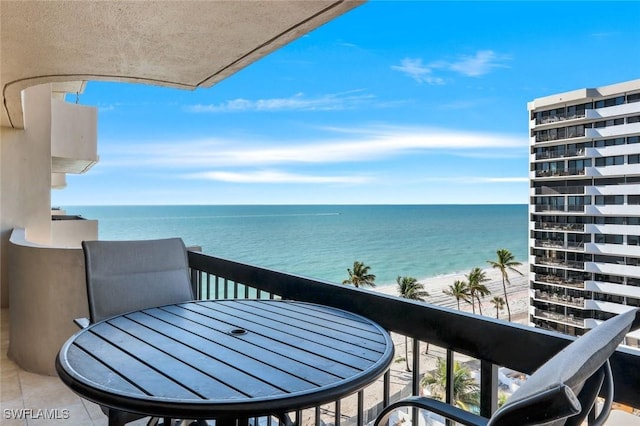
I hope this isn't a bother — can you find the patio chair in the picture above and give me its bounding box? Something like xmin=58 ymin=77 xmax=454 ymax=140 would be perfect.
xmin=79 ymin=238 xmax=200 ymax=426
xmin=374 ymin=308 xmax=638 ymax=426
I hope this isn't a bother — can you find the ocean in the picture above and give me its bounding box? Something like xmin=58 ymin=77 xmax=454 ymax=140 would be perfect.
xmin=62 ymin=205 xmax=528 ymax=288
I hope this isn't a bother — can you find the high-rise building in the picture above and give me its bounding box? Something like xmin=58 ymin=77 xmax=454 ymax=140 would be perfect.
xmin=528 ymin=79 xmax=640 ymax=347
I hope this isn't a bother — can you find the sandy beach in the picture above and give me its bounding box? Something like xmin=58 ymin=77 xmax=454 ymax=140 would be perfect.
xmin=374 ymin=263 xmax=531 ymax=322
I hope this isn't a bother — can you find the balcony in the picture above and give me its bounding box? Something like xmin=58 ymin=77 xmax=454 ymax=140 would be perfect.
xmin=533 ymin=290 xmax=585 ymax=308
xmin=534 ymin=222 xmax=585 ymax=232
xmin=534 ymin=274 xmax=586 ymax=289
xmin=532 ymin=308 xmax=586 ymax=328
xmin=3 ymin=250 xmax=640 ymax=425
xmin=535 ymin=256 xmax=585 ymax=270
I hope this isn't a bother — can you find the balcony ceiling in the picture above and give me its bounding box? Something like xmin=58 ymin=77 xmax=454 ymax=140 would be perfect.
xmin=0 ymin=0 xmax=363 ymax=129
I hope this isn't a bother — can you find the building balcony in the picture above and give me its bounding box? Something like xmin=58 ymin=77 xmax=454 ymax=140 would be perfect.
xmin=533 ymin=222 xmax=585 ymax=232
xmin=532 ymin=308 xmax=586 ymax=328
xmin=586 ymin=122 xmax=640 ymax=139
xmin=51 ymin=99 xmax=98 ymax=175
xmin=4 ymin=249 xmax=640 ymax=424
xmin=532 ymin=185 xmax=585 ymax=196
xmin=534 ymin=168 xmax=586 ymax=178
xmin=533 ymin=148 xmax=585 ymax=160
xmin=586 ymin=101 xmax=640 ymax=120
xmin=534 ymin=256 xmax=585 ymax=270
xmin=533 ymin=290 xmax=586 ymax=308
xmin=533 ymin=273 xmax=586 ymax=289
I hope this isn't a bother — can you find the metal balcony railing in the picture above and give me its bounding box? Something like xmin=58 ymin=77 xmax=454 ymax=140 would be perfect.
xmin=534 ymin=274 xmax=586 ymax=289
xmin=533 ymin=309 xmax=586 ymax=328
xmin=534 ymin=222 xmax=585 ymax=232
xmin=533 ymin=291 xmax=586 ymax=308
xmin=187 ymin=251 xmax=640 ymax=424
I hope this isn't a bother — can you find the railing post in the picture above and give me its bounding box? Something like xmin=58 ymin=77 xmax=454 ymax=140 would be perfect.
xmin=480 ymin=360 xmax=498 ymax=418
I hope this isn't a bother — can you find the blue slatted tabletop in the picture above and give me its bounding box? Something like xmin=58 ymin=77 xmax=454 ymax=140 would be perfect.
xmin=56 ymin=299 xmax=394 ymax=424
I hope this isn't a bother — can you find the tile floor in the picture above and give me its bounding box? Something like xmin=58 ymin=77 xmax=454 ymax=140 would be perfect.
xmin=1 ymin=309 xmax=152 ymax=425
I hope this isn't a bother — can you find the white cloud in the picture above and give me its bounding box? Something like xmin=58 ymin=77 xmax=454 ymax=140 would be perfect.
xmin=185 ymin=90 xmax=374 ymax=113
xmin=449 ymin=50 xmax=509 ymax=77
xmin=184 ymin=170 xmax=372 ymax=184
xmin=393 ymin=50 xmax=510 ymax=83
xmin=101 ymin=126 xmax=527 ymax=169
xmin=390 ymin=58 xmax=445 ymax=85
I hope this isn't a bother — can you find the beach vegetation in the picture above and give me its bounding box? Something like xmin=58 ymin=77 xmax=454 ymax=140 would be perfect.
xmin=342 ymin=261 xmax=376 ymax=288
xmin=396 ymin=276 xmax=429 ymax=301
xmin=465 ymin=267 xmax=491 ymax=315
xmin=396 ymin=276 xmax=429 ymax=371
xmin=443 ymin=280 xmax=470 ymax=311
xmin=490 ymin=296 xmax=505 ymax=319
xmin=421 ymin=358 xmax=480 ymax=410
xmin=487 ymin=249 xmax=523 ymax=321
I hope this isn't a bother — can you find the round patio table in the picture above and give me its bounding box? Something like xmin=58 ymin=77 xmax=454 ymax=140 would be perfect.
xmin=56 ymin=299 xmax=394 ymax=425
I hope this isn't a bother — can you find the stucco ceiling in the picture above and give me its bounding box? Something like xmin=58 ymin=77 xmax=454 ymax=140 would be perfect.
xmin=0 ymin=0 xmax=363 ymax=128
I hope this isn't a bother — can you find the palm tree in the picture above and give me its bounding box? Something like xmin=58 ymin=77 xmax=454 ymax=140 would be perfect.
xmin=397 ymin=275 xmax=429 ymax=301
xmin=443 ymin=280 xmax=470 ymax=311
xmin=490 ymin=296 xmax=505 ymax=319
xmin=342 ymin=261 xmax=376 ymax=288
xmin=421 ymin=358 xmax=480 ymax=410
xmin=397 ymin=276 xmax=429 ymax=371
xmin=466 ymin=267 xmax=491 ymax=315
xmin=487 ymin=249 xmax=523 ymax=321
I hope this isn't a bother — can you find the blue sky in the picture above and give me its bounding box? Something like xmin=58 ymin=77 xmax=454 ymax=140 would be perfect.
xmin=54 ymin=1 xmax=640 ymax=206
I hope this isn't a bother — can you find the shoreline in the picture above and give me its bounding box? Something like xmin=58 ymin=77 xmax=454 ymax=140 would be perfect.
xmin=373 ymin=263 xmax=531 ymax=322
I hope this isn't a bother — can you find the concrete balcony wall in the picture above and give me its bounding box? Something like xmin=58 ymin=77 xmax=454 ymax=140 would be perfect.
xmin=51 ymin=99 xmax=97 ymax=174
xmin=585 ymin=242 xmax=640 ymax=257
xmin=585 ymin=164 xmax=639 ymax=177
xmin=51 ymin=217 xmax=98 ymax=248
xmin=585 ymin=184 xmax=640 ymax=196
xmin=585 ymin=223 xmax=640 ymax=235
xmin=586 ymin=144 xmax=640 ymax=158
xmin=585 ymin=261 xmax=640 ymax=277
xmin=585 ymin=280 xmax=640 ymax=299
xmin=1 ymin=84 xmax=54 ymax=308
xmin=8 ymin=228 xmax=89 ymax=375
xmin=585 ymin=205 xmax=640 ymax=216
xmin=584 ymin=299 xmax=636 ymax=315
xmin=586 ymin=122 xmax=640 ymax=139
xmin=51 ymin=172 xmax=66 ymax=189
xmin=586 ymin=101 xmax=640 ymax=119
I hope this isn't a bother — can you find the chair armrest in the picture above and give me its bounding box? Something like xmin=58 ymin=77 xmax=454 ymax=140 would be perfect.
xmin=73 ymin=317 xmax=90 ymax=329
xmin=374 ymin=395 xmax=489 ymax=426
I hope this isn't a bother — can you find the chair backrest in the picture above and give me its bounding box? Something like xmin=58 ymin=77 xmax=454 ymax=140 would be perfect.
xmin=82 ymin=238 xmax=194 ymax=323
xmin=488 ymin=308 xmax=638 ymax=426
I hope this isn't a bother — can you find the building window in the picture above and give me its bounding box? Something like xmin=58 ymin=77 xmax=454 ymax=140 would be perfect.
xmin=595 ymin=137 xmax=625 ymax=147
xmin=594 ymin=118 xmax=625 ymax=128
xmin=628 ymin=93 xmax=640 ymax=103
xmin=595 ymin=156 xmax=624 ymax=167
xmin=629 ymin=136 xmax=640 ymax=144
xmin=594 ymin=234 xmax=623 ymax=245
xmin=595 ymin=195 xmax=624 ymax=205
xmin=628 ymin=195 xmax=640 ymax=205
xmin=629 ymin=154 xmax=640 ymax=164
xmin=595 ymin=96 xmax=625 ymax=108
xmin=629 ymin=235 xmax=640 ymax=246
xmin=628 ymin=115 xmax=640 ymax=124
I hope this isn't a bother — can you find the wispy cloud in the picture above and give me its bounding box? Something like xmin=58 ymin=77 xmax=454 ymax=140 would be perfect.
xmin=101 ymin=125 xmax=526 ymax=169
xmin=392 ymin=50 xmax=510 ymax=84
xmin=448 ymin=50 xmax=508 ymax=77
xmin=183 ymin=170 xmax=372 ymax=184
xmin=390 ymin=58 xmax=445 ymax=85
xmin=184 ymin=90 xmax=374 ymax=113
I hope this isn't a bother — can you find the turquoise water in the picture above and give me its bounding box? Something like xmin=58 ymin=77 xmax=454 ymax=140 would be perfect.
xmin=62 ymin=205 xmax=528 ymax=288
